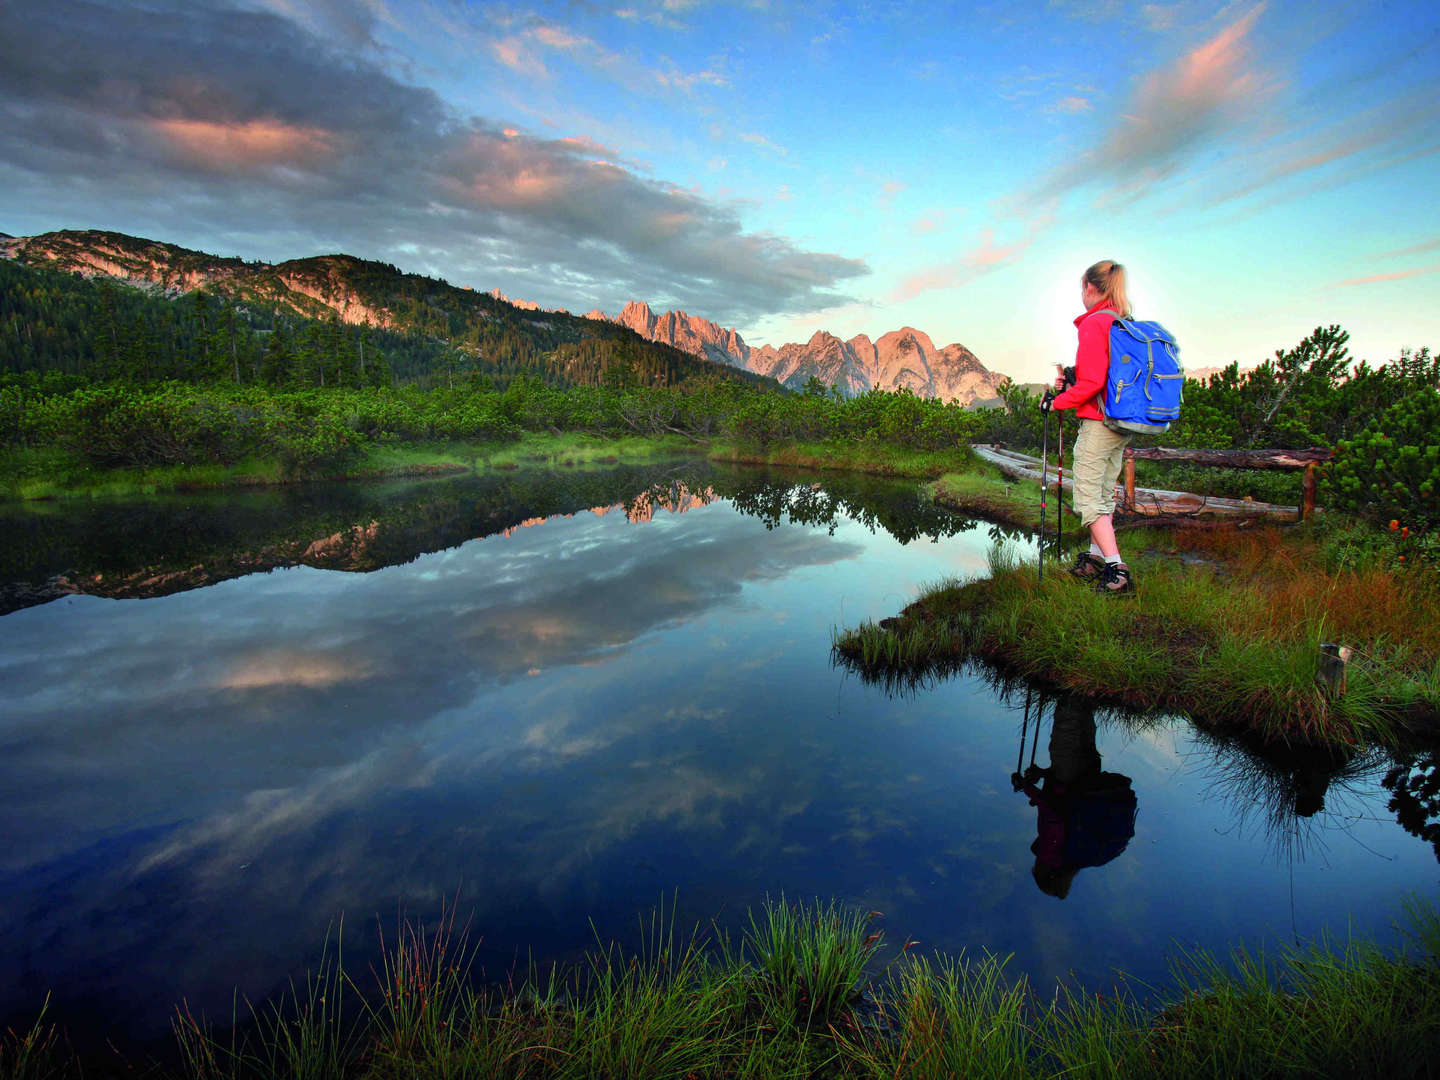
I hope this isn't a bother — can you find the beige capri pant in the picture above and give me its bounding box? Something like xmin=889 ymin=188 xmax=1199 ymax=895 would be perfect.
xmin=1071 ymin=419 xmax=1131 ymax=526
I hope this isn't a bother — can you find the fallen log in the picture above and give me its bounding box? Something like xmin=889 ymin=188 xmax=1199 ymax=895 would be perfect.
xmin=971 ymin=444 xmax=1303 ymax=520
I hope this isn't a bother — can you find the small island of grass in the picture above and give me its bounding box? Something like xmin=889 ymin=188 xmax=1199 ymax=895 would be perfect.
xmin=835 ymin=516 xmax=1440 ymax=752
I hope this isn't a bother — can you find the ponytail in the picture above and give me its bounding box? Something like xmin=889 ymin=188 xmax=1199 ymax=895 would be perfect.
xmin=1083 ymin=260 xmax=1131 ymax=317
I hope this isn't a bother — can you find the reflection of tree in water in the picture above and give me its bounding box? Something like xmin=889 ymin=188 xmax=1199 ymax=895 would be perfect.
xmin=1383 ymin=749 xmax=1440 ymax=863
xmin=1184 ymin=727 xmax=1391 ymax=864
xmin=4 ymin=462 xmax=987 ymax=613
xmin=717 ymin=470 xmax=983 ymax=543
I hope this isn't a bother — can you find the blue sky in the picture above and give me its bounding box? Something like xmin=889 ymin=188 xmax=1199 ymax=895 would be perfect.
xmin=1 ymin=0 xmax=1436 ymax=380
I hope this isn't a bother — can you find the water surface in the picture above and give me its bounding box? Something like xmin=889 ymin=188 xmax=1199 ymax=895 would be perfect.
xmin=1 ymin=462 xmax=1434 ymax=1045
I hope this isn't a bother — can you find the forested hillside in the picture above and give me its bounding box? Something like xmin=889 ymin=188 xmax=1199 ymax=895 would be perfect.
xmin=0 ymin=240 xmax=774 ymax=391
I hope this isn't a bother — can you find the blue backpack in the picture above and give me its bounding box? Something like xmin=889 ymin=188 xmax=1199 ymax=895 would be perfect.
xmin=1098 ymin=311 xmax=1183 ymax=435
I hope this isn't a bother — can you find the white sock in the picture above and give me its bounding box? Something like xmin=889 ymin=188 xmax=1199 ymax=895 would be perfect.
xmin=1105 ymin=554 xmax=1123 ymax=565
xmin=1089 ymin=544 xmax=1103 ymax=557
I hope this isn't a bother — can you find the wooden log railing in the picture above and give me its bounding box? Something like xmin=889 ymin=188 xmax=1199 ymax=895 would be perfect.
xmin=1121 ymin=447 xmax=1334 ymax=522
xmin=971 ymin=445 xmax=1335 ymax=522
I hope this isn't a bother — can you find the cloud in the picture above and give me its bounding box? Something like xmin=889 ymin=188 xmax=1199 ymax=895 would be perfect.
xmin=1329 ymin=263 xmax=1440 ymax=289
xmin=1045 ymin=0 xmax=1124 ymax=23
xmin=1021 ymin=4 xmax=1273 ymax=209
xmin=1376 ymin=237 xmax=1440 ymax=261
xmin=616 ymin=0 xmax=704 ymax=30
xmin=877 ymin=180 xmax=906 ymax=209
xmin=1140 ymin=3 xmax=1182 ymax=32
xmin=1045 ymin=95 xmax=1092 ymax=115
xmin=739 ymin=132 xmax=788 ymax=156
xmin=909 ymin=209 xmax=951 ymax=236
xmin=248 ymin=0 xmax=393 ymax=48
xmin=150 ymin=117 xmax=338 ymax=173
xmin=1200 ymin=96 xmax=1440 ymax=210
xmin=481 ymin=8 xmax=729 ymax=96
xmin=0 ymin=0 xmax=866 ymax=324
xmin=890 ymin=223 xmax=1047 ymax=302
xmin=653 ymin=61 xmax=731 ymax=92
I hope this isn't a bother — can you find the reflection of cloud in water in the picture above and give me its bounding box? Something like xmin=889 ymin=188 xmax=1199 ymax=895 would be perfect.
xmin=217 ymin=650 xmax=380 ymax=690
xmin=0 ymin=505 xmax=860 ymax=876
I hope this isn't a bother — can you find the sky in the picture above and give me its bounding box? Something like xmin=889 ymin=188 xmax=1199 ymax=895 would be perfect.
xmin=1 ymin=0 xmax=1436 ymax=382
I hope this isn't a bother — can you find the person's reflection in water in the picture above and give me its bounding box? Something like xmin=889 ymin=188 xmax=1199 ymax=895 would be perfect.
xmin=1011 ymin=694 xmax=1138 ymax=899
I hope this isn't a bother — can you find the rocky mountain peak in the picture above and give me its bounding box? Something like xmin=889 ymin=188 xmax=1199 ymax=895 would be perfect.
xmin=593 ymin=304 xmax=1007 ymax=407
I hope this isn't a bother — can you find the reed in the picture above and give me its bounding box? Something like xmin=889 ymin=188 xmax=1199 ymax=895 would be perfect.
xmin=739 ymin=895 xmax=882 ymax=1032
xmin=8 ymin=897 xmax=1439 ymax=1079
xmin=0 ymin=996 xmax=65 ymax=1080
xmin=171 ymin=924 xmax=359 ymax=1080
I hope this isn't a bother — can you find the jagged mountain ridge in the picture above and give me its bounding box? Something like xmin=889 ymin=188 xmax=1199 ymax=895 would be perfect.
xmin=588 ymin=300 xmax=1008 ymax=407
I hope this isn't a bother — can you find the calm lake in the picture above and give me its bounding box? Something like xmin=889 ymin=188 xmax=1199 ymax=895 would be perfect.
xmin=1 ymin=460 xmax=1436 ymax=1048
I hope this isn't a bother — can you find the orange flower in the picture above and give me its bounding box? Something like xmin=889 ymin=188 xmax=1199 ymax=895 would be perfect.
xmin=1402 ymin=526 xmax=1410 ymax=538
xmin=1399 ymin=555 xmax=1407 ymax=562
xmin=1390 ymin=519 xmax=1400 ymax=530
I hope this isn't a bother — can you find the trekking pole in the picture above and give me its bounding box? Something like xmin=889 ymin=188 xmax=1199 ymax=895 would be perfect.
xmin=1030 ymin=692 xmax=1042 ymax=767
xmin=1018 ymin=686 xmax=1032 ymax=777
xmin=1056 ymin=416 xmax=1065 ymax=563
xmin=1038 ymin=403 xmax=1049 ymax=582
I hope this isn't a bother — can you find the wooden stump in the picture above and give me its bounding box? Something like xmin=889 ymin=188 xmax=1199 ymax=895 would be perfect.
xmin=1318 ymin=643 xmax=1352 ymax=697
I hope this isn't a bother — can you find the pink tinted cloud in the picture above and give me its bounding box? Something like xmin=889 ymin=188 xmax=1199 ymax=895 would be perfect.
xmin=877 ymin=181 xmax=906 ymax=210
xmin=909 ymin=210 xmax=950 ymax=236
xmin=1045 ymin=95 xmax=1092 ymax=114
xmin=739 ymin=132 xmax=788 ymax=156
xmin=1330 ymin=263 xmax=1440 ymax=288
xmin=1377 ymin=237 xmax=1440 ymax=260
xmin=890 ymin=226 xmax=1042 ymax=302
xmin=1024 ymin=4 xmax=1272 ymax=208
xmin=152 ymin=117 xmax=336 ymax=172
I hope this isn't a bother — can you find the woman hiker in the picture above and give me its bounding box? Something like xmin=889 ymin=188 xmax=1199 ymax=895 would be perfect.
xmin=1043 ymin=259 xmax=1135 ymax=595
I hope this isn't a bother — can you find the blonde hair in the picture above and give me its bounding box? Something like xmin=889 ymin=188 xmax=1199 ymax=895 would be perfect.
xmin=1083 ymin=260 xmax=1131 ymax=317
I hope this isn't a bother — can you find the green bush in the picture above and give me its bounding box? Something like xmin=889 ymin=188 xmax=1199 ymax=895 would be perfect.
xmin=60 ymin=384 xmax=249 ymax=466
xmin=1329 ymin=387 xmax=1440 ymax=526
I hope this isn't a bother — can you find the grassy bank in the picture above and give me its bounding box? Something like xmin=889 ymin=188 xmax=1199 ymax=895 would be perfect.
xmin=928 ymin=468 xmax=1055 ymax=530
xmin=0 ymin=433 xmax=707 ymax=500
xmin=1 ymin=435 xmax=974 ymax=500
xmin=710 ymin=440 xmax=972 ymax=480
xmin=835 ymin=519 xmax=1440 ymax=749
xmin=5 ymin=896 xmax=1438 ymax=1080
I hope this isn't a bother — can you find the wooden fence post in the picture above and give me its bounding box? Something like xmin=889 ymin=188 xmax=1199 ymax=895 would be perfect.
xmin=1302 ymin=462 xmax=1317 ymax=521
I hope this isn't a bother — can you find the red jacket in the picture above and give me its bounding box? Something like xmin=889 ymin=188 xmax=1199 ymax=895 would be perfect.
xmin=1051 ymin=299 xmax=1118 ymax=421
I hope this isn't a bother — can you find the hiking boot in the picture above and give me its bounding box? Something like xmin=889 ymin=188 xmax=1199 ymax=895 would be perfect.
xmin=1068 ymin=552 xmax=1106 ymax=581
xmin=1094 ymin=562 xmax=1135 ymax=595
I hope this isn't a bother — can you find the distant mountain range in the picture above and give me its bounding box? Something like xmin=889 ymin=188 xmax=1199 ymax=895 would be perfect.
xmin=587 ymin=301 xmax=1007 ymax=407
xmin=1 ymin=229 xmax=1008 ymax=404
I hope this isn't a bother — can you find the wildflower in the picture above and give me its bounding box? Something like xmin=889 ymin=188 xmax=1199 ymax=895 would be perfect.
xmin=1402 ymin=526 xmax=1410 ymax=538
xmin=1399 ymin=555 xmax=1407 ymax=562
xmin=1390 ymin=519 xmax=1400 ymax=530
